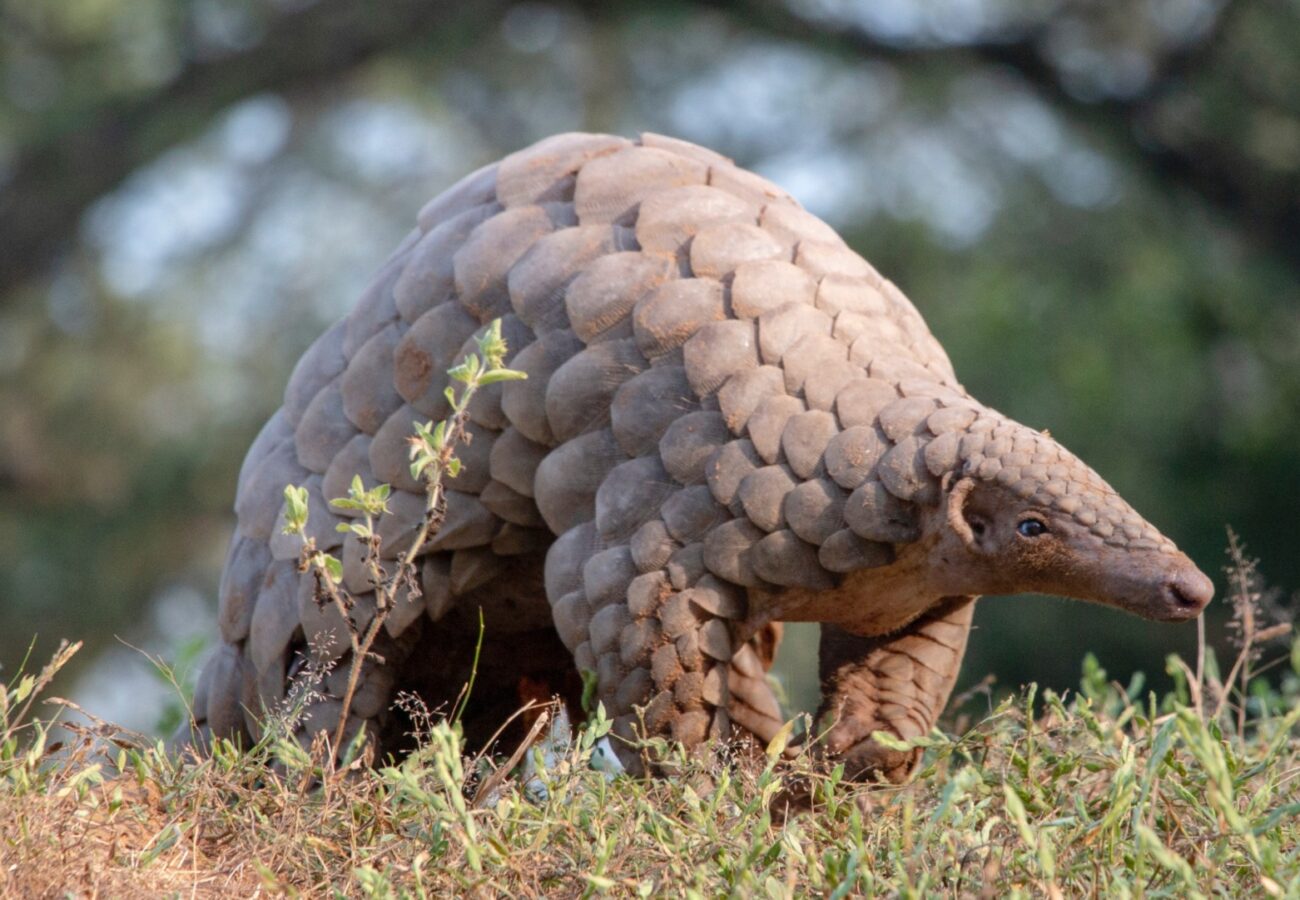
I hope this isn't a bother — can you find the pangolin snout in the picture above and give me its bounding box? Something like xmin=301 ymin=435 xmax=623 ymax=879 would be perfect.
xmin=1157 ymin=566 xmax=1214 ymax=620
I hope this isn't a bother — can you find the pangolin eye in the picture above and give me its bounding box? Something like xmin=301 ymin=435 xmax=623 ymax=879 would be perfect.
xmin=1016 ymin=518 xmax=1048 ymax=538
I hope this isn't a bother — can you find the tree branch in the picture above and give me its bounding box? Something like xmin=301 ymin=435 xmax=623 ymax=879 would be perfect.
xmin=690 ymin=0 xmax=1300 ymax=275
xmin=2 ymin=0 xmax=1294 ymax=301
xmin=0 ymin=0 xmax=507 ymax=299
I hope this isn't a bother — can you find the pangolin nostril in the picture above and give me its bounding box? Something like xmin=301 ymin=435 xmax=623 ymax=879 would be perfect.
xmin=1165 ymin=568 xmax=1214 ymax=614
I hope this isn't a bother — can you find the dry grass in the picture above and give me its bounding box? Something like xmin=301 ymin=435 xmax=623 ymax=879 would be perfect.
xmin=2 ymin=669 xmax=1298 ymax=897
xmin=3 ymin=543 xmax=1298 ymax=898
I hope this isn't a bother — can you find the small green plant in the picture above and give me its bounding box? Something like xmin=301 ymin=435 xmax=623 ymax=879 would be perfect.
xmin=280 ymin=318 xmax=526 ymax=761
xmin=0 ymin=639 xmax=82 ymax=790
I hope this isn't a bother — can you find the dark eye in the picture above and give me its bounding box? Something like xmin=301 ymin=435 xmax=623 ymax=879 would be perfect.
xmin=1017 ymin=518 xmax=1047 ymax=538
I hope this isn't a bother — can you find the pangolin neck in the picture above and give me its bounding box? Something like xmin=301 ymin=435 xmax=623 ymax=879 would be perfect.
xmin=746 ymin=535 xmax=953 ymax=637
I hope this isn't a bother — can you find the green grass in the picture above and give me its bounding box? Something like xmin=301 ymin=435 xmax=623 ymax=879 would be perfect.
xmin=2 ymin=632 xmax=1298 ymax=897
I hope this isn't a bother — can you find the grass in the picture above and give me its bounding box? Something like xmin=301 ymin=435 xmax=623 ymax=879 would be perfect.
xmin=2 ymin=612 xmax=1298 ymax=897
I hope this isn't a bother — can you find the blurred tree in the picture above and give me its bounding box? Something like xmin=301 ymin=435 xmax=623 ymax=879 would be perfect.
xmin=0 ymin=0 xmax=1295 ymax=726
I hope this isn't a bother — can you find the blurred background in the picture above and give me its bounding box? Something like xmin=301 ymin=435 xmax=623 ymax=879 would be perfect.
xmin=1 ymin=0 xmax=1297 ymax=732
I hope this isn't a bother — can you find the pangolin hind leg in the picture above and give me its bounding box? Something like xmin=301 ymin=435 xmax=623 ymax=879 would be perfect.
xmin=548 ymin=523 xmax=747 ymax=773
xmin=816 ymin=596 xmax=975 ymax=782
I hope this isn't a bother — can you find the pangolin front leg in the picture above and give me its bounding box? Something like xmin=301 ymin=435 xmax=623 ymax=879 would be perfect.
xmin=816 ymin=596 xmax=975 ymax=782
xmin=726 ymin=622 xmax=785 ymax=746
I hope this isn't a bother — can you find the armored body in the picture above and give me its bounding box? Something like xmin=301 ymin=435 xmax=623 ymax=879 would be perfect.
xmin=184 ymin=133 xmax=1213 ymax=780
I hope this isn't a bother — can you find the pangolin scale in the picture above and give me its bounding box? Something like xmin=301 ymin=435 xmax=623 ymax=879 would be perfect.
xmin=182 ymin=132 xmax=1213 ymax=781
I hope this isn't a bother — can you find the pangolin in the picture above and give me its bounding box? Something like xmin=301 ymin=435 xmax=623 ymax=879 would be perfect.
xmin=182 ymin=132 xmax=1214 ymax=781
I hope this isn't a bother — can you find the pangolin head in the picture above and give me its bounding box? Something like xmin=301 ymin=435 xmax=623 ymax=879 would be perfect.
xmin=929 ymin=413 xmax=1213 ymax=622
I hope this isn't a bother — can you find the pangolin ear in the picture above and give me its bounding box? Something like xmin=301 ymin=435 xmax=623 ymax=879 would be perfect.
xmin=943 ymin=475 xmax=989 ymax=554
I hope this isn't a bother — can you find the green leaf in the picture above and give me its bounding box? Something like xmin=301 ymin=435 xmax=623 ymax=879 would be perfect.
xmin=1135 ymin=824 xmax=1197 ymax=886
xmin=281 ymin=484 xmax=309 ymax=534
xmin=868 ymin=729 xmax=913 ymax=752
xmin=1002 ymin=784 xmax=1036 ymax=847
xmin=476 ymin=368 xmax=529 ymax=386
xmin=1252 ymin=801 xmax=1300 ymax=836
xmin=349 ymin=474 xmax=365 ymax=499
xmin=580 ymin=669 xmax=599 ymax=715
xmin=12 ymin=674 xmax=35 ymax=704
xmin=361 ymin=483 xmax=392 ymax=516
xmin=138 ymin=822 xmax=183 ymax=868
xmin=320 ymin=554 xmax=344 ymax=584
xmin=446 ymin=457 xmax=462 ymax=478
xmin=766 ymin=719 xmax=795 ymax=760
xmin=477 ymin=318 xmax=509 ymax=367
xmin=449 ymin=355 xmax=479 ymax=384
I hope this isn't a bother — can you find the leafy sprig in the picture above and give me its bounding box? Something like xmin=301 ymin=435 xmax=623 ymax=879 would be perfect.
xmin=279 ymin=317 xmax=526 ymax=764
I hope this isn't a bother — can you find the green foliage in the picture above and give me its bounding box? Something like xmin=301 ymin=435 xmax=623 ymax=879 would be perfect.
xmin=280 ymin=483 xmax=309 ymax=535
xmin=410 ymin=320 xmax=527 ymax=484
xmin=329 ymin=475 xmax=392 ymax=522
